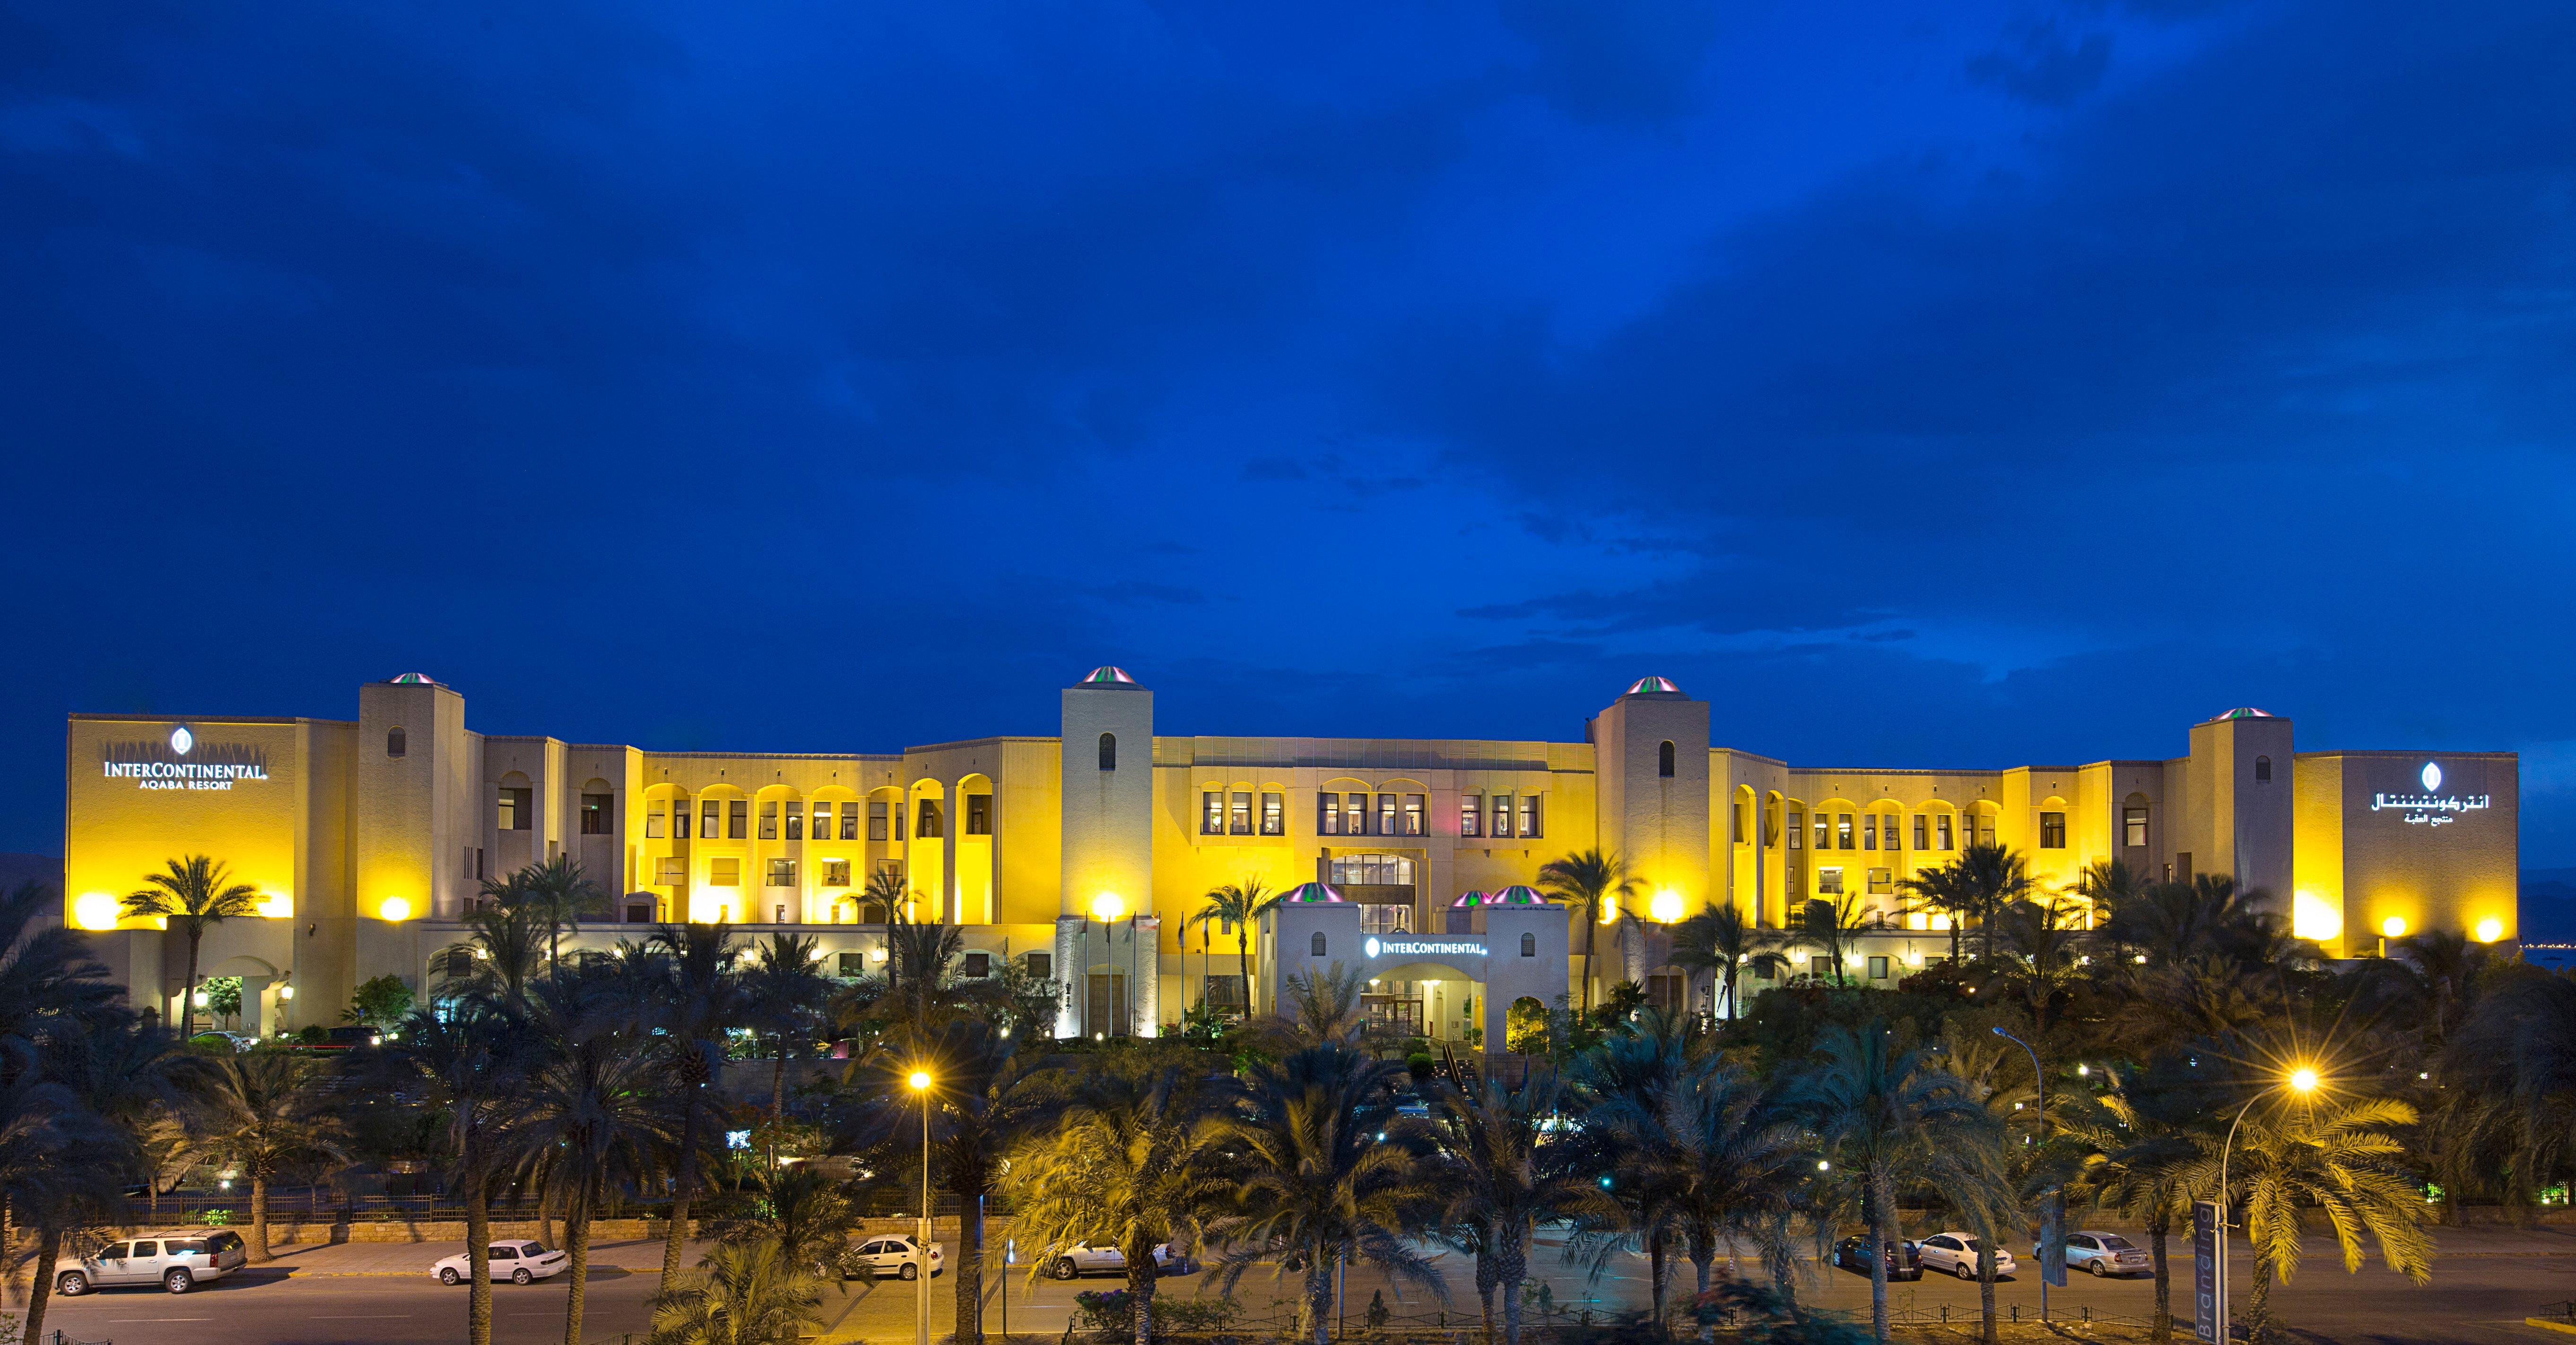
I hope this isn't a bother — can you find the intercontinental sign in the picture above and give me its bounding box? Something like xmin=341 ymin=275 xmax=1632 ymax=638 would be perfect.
xmin=99 ymin=725 xmax=270 ymax=792
xmin=1364 ymin=936 xmax=1486 ymax=959
xmin=2369 ymin=761 xmax=2489 ymax=829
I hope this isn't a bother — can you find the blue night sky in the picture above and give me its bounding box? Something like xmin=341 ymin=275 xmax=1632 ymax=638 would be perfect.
xmin=5 ymin=2 xmax=2576 ymax=864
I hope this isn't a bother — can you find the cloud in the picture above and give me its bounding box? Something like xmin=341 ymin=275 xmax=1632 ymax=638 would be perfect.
xmin=1966 ymin=22 xmax=2115 ymax=107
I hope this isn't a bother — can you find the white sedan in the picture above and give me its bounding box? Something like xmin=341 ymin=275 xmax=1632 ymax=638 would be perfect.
xmin=1914 ymin=1231 xmax=2016 ymax=1281
xmin=844 ymin=1234 xmax=943 ymax=1281
xmin=432 ymin=1241 xmax=571 ymax=1285
xmin=1046 ymin=1242 xmax=1195 ymax=1279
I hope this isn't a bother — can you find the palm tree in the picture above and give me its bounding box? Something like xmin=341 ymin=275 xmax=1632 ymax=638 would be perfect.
xmin=1254 ymin=964 xmax=1375 ymax=1052
xmin=2104 ymin=874 xmax=2266 ymax=969
xmin=439 ymin=888 xmax=555 ymax=1011
xmin=506 ymin=972 xmax=677 ymax=1345
xmin=1425 ymin=1060 xmax=1618 ymax=1345
xmin=1192 ymin=880 xmax=1278 ymax=1015
xmin=1785 ymin=1020 xmax=1999 ymax=1345
xmin=860 ymin=866 xmax=910 ymax=924
xmin=883 ymin=916 xmax=968 ymax=1037
xmin=649 ymin=1237 xmax=828 ymax=1345
xmin=1006 ymin=1054 xmax=1228 ymax=1345
xmin=522 ymin=855 xmax=604 ymax=967
xmin=1210 ymin=1045 xmax=1447 ymax=1345
xmin=2177 ymin=1095 xmax=2433 ymax=1337
xmin=184 ymin=1050 xmax=350 ymax=1262
xmin=1953 ymin=844 xmax=2033 ymax=962
xmin=1993 ymin=898 xmax=2090 ymax=1035
xmin=2439 ymin=975 xmax=2576 ymax=1216
xmin=121 ymin=856 xmax=262 ymax=1040
xmin=645 ymin=920 xmax=746 ymax=1289
xmin=1668 ymin=902 xmax=1786 ymax=1021
xmin=2063 ymin=1071 xmax=2205 ymax=1342
xmin=1592 ymin=1053 xmax=1806 ymax=1305
xmin=18 ymin=1010 xmax=175 ymax=1345
xmin=381 ymin=1000 xmax=527 ymax=1345
xmin=1895 ymin=862 xmax=1979 ymax=964
xmin=1538 ymin=849 xmax=1639 ymax=1016
xmin=1789 ymin=895 xmax=1874 ymax=988
xmin=2070 ymin=859 xmax=2150 ymax=950
xmin=740 ymin=932 xmax=832 ymax=1121
xmin=717 ymin=1164 xmax=857 ymax=1278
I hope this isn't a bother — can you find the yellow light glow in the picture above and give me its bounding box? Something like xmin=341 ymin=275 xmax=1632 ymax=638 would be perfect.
xmin=808 ymin=946 xmax=828 ymax=961
xmin=2380 ymin=915 xmax=2408 ymax=939
xmin=2291 ymin=890 xmax=2341 ymax=942
xmin=907 ymin=1070 xmax=932 ymax=1091
xmin=73 ymin=891 xmax=120 ymax=931
xmin=1600 ymin=896 xmax=1619 ymax=925
xmin=1650 ymin=890 xmax=1685 ymax=923
xmin=1930 ymin=914 xmax=1952 ymax=931
xmin=378 ymin=896 xmax=413 ymax=922
xmin=2288 ymin=1066 xmax=2320 ymax=1095
xmin=278 ymin=984 xmax=295 ymax=1000
xmin=1904 ymin=950 xmax=1924 ymax=967
xmin=1905 ymin=911 xmax=1929 ymax=931
xmin=257 ymin=891 xmax=294 ymax=919
xmin=1089 ymin=891 xmax=1126 ymax=923
xmin=2475 ymin=917 xmax=2506 ymax=943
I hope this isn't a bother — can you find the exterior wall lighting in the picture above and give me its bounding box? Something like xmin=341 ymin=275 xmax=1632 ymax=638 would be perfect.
xmin=2475 ymin=917 xmax=2505 ymax=943
xmin=73 ymin=892 xmax=120 ymax=931
xmin=2380 ymin=915 xmax=2407 ymax=939
xmin=379 ymin=896 xmax=413 ymax=921
xmin=1090 ymin=891 xmax=1126 ymax=923
xmin=1650 ymin=889 xmax=1685 ymax=923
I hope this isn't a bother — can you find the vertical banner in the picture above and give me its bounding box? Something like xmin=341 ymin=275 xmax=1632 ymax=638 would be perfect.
xmin=2041 ymin=1190 xmax=2067 ymax=1288
xmin=2193 ymin=1199 xmax=2227 ymax=1344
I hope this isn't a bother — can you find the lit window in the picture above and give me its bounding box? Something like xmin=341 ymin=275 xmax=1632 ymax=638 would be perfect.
xmin=1230 ymin=791 xmax=1253 ymax=836
xmin=1203 ymin=792 xmax=1226 ymax=836
xmin=497 ymin=787 xmax=531 ymax=831
xmin=1261 ymin=792 xmax=1284 ymax=836
xmin=1520 ymin=795 xmax=1540 ymax=838
xmin=1862 ymin=816 xmax=1877 ymax=851
xmin=1491 ymin=794 xmax=1513 ymax=838
xmin=823 ymin=860 xmax=851 ymax=887
xmin=840 ymin=805 xmax=860 ymax=841
xmin=767 ymin=859 xmax=796 ymax=887
xmin=1937 ymin=814 xmax=1953 ymax=849
xmin=1819 ymin=867 xmax=1844 ymax=895
xmin=967 ymin=795 xmax=991 ymax=835
xmin=813 ymin=802 xmax=830 ymax=839
xmin=1461 ymin=795 xmax=1482 ymax=838
xmin=580 ymin=794 xmax=613 ymax=835
xmin=1379 ymin=795 xmax=1399 ymax=835
xmin=1659 ymin=740 xmax=1675 ymax=777
xmin=869 ymin=801 xmax=890 ymax=841
xmin=2039 ymin=812 xmax=2066 ymax=849
xmin=1402 ymin=795 xmax=1425 ymax=836
xmin=1361 ymin=904 xmax=1412 ymax=935
xmin=2123 ymin=807 xmax=2148 ymax=847
xmin=1787 ymin=812 xmax=1802 ymax=850
xmin=1318 ymin=792 xmax=1342 ymax=836
xmin=1836 ymin=814 xmax=1854 ymax=849
xmin=1348 ymin=793 xmax=1371 ymax=836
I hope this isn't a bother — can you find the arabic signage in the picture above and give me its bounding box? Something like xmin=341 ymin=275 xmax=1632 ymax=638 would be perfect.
xmin=98 ymin=725 xmax=270 ymax=792
xmin=2369 ymin=761 xmax=2490 ymax=829
xmin=1363 ymin=937 xmax=1485 ymax=960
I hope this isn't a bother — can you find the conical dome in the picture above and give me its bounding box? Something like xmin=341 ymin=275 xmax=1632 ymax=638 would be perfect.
xmin=1279 ymin=881 xmax=1347 ymax=903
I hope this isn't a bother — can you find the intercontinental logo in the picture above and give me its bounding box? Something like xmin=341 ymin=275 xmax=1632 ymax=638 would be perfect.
xmin=2369 ymin=760 xmax=2489 ymax=828
xmin=99 ymin=724 xmax=271 ymax=792
xmin=1364 ymin=936 xmax=1486 ymax=959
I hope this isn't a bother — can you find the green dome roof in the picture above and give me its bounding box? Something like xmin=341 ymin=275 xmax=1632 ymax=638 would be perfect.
xmin=1624 ymin=675 xmax=1684 ymax=697
xmin=1079 ymin=666 xmax=1140 ymax=687
xmin=1487 ymin=884 xmax=1552 ymax=906
xmin=1279 ymin=882 xmax=1347 ymax=903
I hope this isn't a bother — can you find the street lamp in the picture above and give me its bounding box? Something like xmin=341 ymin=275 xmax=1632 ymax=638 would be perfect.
xmin=1993 ymin=1026 xmax=2055 ymax=1320
xmin=908 ymin=1068 xmax=934 ymax=1345
xmin=2211 ymin=1065 xmax=2323 ymax=1324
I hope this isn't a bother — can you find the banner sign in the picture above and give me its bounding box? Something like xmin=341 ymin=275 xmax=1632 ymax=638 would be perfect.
xmin=2193 ymin=1200 xmax=2227 ymax=1344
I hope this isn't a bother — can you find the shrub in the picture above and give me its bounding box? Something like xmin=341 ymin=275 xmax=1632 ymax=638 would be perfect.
xmin=198 ymin=1208 xmax=233 ymax=1227
xmin=1073 ymin=1288 xmax=1240 ymax=1340
xmin=1405 ymin=1054 xmax=1435 ymax=1080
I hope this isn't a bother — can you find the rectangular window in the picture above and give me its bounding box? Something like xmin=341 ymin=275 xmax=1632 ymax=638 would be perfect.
xmin=1818 ymin=867 xmax=1844 ymax=895
xmin=498 ymin=787 xmax=531 ymax=831
xmin=1914 ymin=816 xmax=1928 ymax=850
xmin=1261 ymin=792 xmax=1284 ymax=835
xmin=1520 ymin=795 xmax=1540 ymax=838
xmin=1360 ymin=904 xmax=1413 ymax=935
xmin=1348 ymin=793 xmax=1371 ymax=836
xmin=1204 ymin=974 xmax=1247 ymax=1009
xmin=823 ymin=860 xmax=851 ymax=887
xmin=1203 ymin=791 xmax=1225 ymax=835
xmin=1862 ymin=816 xmax=1877 ymax=850
xmin=1024 ymin=952 xmax=1052 ymax=981
xmin=1378 ymin=794 xmax=1399 ymax=836
xmin=1328 ymin=854 xmax=1417 ymax=887
xmin=702 ymin=800 xmax=721 ymax=839
xmin=1318 ymin=792 xmax=1342 ymax=835
xmin=646 ymin=808 xmax=665 ymax=839
xmin=784 ymin=804 xmax=803 ymax=841
xmin=760 ymin=803 xmax=780 ymax=840
xmin=869 ymin=801 xmax=890 ymax=841
xmin=1490 ymin=794 xmax=1513 ymax=838
xmin=915 ymin=800 xmax=943 ymax=839
xmin=1402 ymin=794 xmax=1425 ymax=836
xmin=2039 ymin=812 xmax=2066 ymax=849
xmin=581 ymin=794 xmax=612 ymax=835
xmin=728 ymin=799 xmax=748 ymax=839
xmin=837 ymin=952 xmax=866 ymax=978
xmin=673 ymin=801 xmax=689 ymax=839
xmin=967 ymin=795 xmax=991 ymax=835
xmin=1836 ymin=814 xmax=1854 ymax=849
xmin=1230 ymin=791 xmax=1253 ymax=835
xmin=1733 ymin=803 xmax=1746 ymax=844
xmin=813 ymin=802 xmax=830 ymax=840
xmin=961 ymin=952 xmax=991 ymax=978
xmin=1811 ymin=956 xmax=1833 ymax=979
xmin=657 ymin=857 xmax=686 ymax=885
xmin=1787 ymin=811 xmax=1803 ymax=849
xmin=1868 ymin=956 xmax=1891 ymax=980
xmin=1867 ymin=867 xmax=1893 ymax=895
xmin=767 ymin=858 xmax=796 ymax=887
xmin=1461 ymin=795 xmax=1482 ymax=838
xmin=2124 ymin=807 xmax=2149 ymax=847
xmin=840 ymin=805 xmax=860 ymax=841
xmin=1937 ymin=814 xmax=1953 ymax=849
xmin=710 ymin=858 xmax=741 ymax=886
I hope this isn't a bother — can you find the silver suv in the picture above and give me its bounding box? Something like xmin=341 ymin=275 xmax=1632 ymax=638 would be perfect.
xmin=54 ymin=1231 xmax=249 ymax=1295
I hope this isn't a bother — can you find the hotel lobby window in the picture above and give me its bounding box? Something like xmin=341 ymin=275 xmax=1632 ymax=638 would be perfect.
xmin=498 ymin=787 xmax=531 ymax=831
xmin=581 ymin=793 xmax=613 ymax=835
xmin=869 ymin=801 xmax=890 ymax=841
xmin=2124 ymin=807 xmax=2149 ymax=847
xmin=767 ymin=858 xmax=796 ymax=887
xmin=1330 ymin=854 xmax=1416 ymax=887
xmin=1203 ymin=792 xmax=1226 ymax=836
xmin=1460 ymin=795 xmax=1482 ymax=837
xmin=729 ymin=799 xmax=748 ymax=839
xmin=822 ymin=859 xmax=851 ymax=887
xmin=2039 ymin=811 xmax=2066 ymax=849
xmin=1819 ymin=867 xmax=1844 ymax=894
xmin=1230 ymin=792 xmax=1253 ymax=835
xmin=1360 ymin=904 xmax=1412 ymax=935
xmin=1787 ymin=811 xmax=1802 ymax=848
xmin=1261 ymin=792 xmax=1284 ymax=835
xmin=657 ymin=857 xmax=685 ymax=884
xmin=967 ymin=795 xmax=992 ymax=835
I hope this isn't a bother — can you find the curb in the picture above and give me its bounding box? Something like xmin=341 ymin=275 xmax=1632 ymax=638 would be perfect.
xmin=2526 ymin=1319 xmax=2576 ymax=1337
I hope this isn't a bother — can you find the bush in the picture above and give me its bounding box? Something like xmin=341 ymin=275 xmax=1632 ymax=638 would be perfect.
xmin=198 ymin=1208 xmax=233 ymax=1227
xmin=1073 ymin=1288 xmax=1240 ymax=1340
xmin=1405 ymin=1053 xmax=1435 ymax=1080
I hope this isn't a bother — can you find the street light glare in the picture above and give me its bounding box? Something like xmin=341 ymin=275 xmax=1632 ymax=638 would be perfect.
xmin=908 ymin=1070 xmax=932 ymax=1091
xmin=2288 ymin=1066 xmax=2320 ymax=1094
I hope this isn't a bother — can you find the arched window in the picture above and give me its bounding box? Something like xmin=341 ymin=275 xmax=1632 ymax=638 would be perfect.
xmin=2254 ymin=755 xmax=2272 ymax=783
xmin=1310 ymin=932 xmax=1327 ymax=957
xmin=1519 ymin=932 xmax=1537 ymax=958
xmin=1659 ymin=740 xmax=1675 ymax=777
xmin=386 ymin=727 xmax=406 ymax=758
xmin=1098 ymin=733 xmax=1117 ymax=771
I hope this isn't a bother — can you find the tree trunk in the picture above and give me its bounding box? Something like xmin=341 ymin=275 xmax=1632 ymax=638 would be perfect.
xmin=662 ymin=1082 xmax=702 ymax=1287
xmin=953 ymin=1191 xmax=984 ymax=1345
xmin=1474 ymin=1245 xmax=1499 ymax=1345
xmin=1125 ymin=1231 xmax=1160 ymax=1345
xmin=561 ymin=1197 xmax=592 ymax=1345
xmin=1976 ymin=1244 xmax=1998 ymax=1345
xmin=1305 ymin=1246 xmax=1334 ymax=1345
xmin=182 ymin=933 xmax=204 ymax=1041
xmin=466 ymin=1170 xmax=493 ymax=1345
xmin=23 ymin=1224 xmax=59 ymax=1345
xmin=251 ymin=1172 xmax=272 ymax=1263
xmin=1867 ymin=1164 xmax=1894 ymax=1345
xmin=1647 ymin=1229 xmax=1668 ymax=1334
xmin=1240 ymin=935 xmax=1253 ymax=1017
xmin=1497 ymin=1231 xmax=1529 ymax=1345
xmin=1581 ymin=911 xmax=1599 ymax=1016
xmin=772 ymin=1048 xmax=789 ymax=1120
xmin=2148 ymin=1218 xmax=2171 ymax=1343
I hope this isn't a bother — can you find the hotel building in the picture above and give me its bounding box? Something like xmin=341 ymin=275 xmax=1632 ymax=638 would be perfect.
xmin=62 ymin=670 xmax=2518 ymax=1048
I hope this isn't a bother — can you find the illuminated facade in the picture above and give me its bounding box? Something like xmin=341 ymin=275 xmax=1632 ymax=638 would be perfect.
xmin=62 ymin=671 xmax=2517 ymax=1039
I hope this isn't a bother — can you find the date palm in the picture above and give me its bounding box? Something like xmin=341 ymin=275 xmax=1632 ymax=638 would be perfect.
xmin=1595 ymin=1054 xmax=1806 ymax=1304
xmin=440 ymin=880 xmax=555 ymax=1010
xmin=1954 ymin=844 xmax=2033 ymax=963
xmin=1790 ymin=895 xmax=1874 ymax=988
xmin=645 ymin=921 xmax=746 ymax=1290
xmin=121 ymin=856 xmax=261 ymax=1040
xmin=1668 ymin=902 xmax=1786 ymax=1021
xmin=1538 ymin=849 xmax=1638 ymax=1016
xmin=2063 ymin=1071 xmax=2204 ymax=1343
xmin=522 ymin=855 xmax=605 ymax=968
xmin=1192 ymin=880 xmax=1278 ymax=1014
xmin=18 ymin=1010 xmax=176 ymax=1345
xmin=649 ymin=1232 xmax=827 ymax=1345
xmin=1424 ymin=1061 xmax=1616 ymax=1345
xmin=184 ymin=1050 xmax=350 ymax=1262
xmin=381 ymin=1001 xmax=527 ymax=1345
xmin=1895 ymin=862 xmax=1978 ymax=964
xmin=740 ymin=932 xmax=832 ymax=1120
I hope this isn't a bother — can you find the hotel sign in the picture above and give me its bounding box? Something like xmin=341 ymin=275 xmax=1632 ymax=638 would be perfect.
xmin=100 ymin=725 xmax=270 ymax=792
xmin=1364 ymin=937 xmax=1485 ymax=959
xmin=2369 ymin=761 xmax=2489 ymax=829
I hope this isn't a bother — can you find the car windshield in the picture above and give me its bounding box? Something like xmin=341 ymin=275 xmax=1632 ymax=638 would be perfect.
xmin=2098 ymin=1236 xmax=2135 ymax=1251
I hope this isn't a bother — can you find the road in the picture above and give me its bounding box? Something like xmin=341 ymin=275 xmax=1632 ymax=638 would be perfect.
xmin=31 ymin=1229 xmax=2576 ymax=1345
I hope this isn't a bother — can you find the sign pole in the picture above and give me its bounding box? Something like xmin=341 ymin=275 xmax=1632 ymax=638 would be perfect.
xmin=2193 ymin=1199 xmax=2227 ymax=1344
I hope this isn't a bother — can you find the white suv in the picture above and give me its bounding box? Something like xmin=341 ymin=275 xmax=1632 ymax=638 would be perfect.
xmin=842 ymin=1234 xmax=943 ymax=1281
xmin=1914 ymin=1231 xmax=2017 ymax=1281
xmin=53 ymin=1232 xmax=248 ymax=1295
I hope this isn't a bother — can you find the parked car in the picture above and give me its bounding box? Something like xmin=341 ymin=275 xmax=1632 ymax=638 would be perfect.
xmin=1046 ymin=1241 xmax=1195 ymax=1279
xmin=430 ymin=1240 xmax=572 ymax=1286
xmin=844 ymin=1234 xmax=944 ymax=1281
xmin=1913 ymin=1231 xmax=2016 ymax=1281
xmin=2037 ymin=1231 xmax=2151 ymax=1278
xmin=1831 ymin=1235 xmax=1922 ymax=1281
xmin=53 ymin=1232 xmax=248 ymax=1295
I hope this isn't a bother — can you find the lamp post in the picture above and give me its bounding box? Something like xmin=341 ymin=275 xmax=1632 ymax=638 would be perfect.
xmin=2207 ymin=1066 xmax=2319 ymax=1339
xmin=1992 ymin=1026 xmax=2051 ymax=1320
xmin=908 ymin=1068 xmax=934 ymax=1345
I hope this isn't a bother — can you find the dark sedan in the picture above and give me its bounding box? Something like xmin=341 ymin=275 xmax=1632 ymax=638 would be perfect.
xmin=1831 ymin=1235 xmax=1922 ymax=1281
